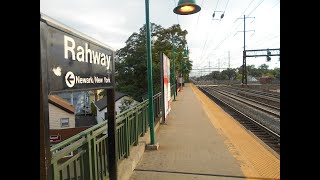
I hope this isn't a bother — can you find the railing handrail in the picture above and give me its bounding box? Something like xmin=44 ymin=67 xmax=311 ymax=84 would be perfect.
xmin=50 ymin=92 xmax=162 ymax=154
xmin=50 ymin=90 xmax=164 ymax=180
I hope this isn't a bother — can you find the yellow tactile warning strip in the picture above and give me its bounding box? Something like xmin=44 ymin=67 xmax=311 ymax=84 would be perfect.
xmin=191 ymin=84 xmax=280 ymax=180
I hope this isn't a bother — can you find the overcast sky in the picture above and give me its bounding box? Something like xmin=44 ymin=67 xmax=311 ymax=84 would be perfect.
xmin=40 ymin=0 xmax=280 ymax=76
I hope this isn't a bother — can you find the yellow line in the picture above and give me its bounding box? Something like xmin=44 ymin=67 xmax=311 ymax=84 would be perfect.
xmin=190 ymin=84 xmax=280 ymax=179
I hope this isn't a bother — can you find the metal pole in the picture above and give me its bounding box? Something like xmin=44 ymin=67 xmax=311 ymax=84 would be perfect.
xmin=180 ymin=60 xmax=182 ymax=90
xmin=171 ymin=35 xmax=176 ymax=100
xmin=242 ymin=15 xmax=246 ymax=86
xmin=228 ymin=51 xmax=230 ymax=69
xmin=145 ymin=0 xmax=155 ymax=144
xmin=106 ymin=88 xmax=117 ymax=180
xmin=40 ymin=28 xmax=52 ymax=180
xmin=40 ymin=62 xmax=52 ymax=180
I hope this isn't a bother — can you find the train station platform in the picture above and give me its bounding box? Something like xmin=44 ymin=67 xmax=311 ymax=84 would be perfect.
xmin=129 ymin=83 xmax=280 ymax=180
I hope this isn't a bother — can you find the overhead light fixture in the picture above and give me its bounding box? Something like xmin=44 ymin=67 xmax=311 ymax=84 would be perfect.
xmin=173 ymin=0 xmax=201 ymax=15
xmin=183 ymin=46 xmax=189 ymax=59
xmin=220 ymin=13 xmax=224 ymax=19
xmin=212 ymin=10 xmax=225 ymax=20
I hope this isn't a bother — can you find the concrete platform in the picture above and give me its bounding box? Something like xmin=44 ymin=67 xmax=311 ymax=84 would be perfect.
xmin=130 ymin=84 xmax=245 ymax=180
xmin=129 ymin=83 xmax=279 ymax=180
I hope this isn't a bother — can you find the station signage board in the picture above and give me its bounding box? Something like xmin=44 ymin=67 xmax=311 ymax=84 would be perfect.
xmin=41 ymin=15 xmax=115 ymax=93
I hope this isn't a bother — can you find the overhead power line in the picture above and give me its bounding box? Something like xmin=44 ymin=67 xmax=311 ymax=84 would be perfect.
xmin=247 ymin=0 xmax=265 ymax=16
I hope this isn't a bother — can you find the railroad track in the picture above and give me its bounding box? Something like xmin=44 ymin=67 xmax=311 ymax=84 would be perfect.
xmin=199 ymin=86 xmax=280 ymax=155
xmin=222 ymin=85 xmax=280 ymax=99
xmin=206 ymin=86 xmax=280 ymax=118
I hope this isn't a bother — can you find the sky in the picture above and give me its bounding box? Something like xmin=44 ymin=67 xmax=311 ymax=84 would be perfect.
xmin=40 ymin=0 xmax=280 ymax=77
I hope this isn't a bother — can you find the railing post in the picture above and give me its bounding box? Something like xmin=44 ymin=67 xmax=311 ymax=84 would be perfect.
xmin=145 ymin=105 xmax=148 ymax=131
xmin=134 ymin=110 xmax=139 ymax=146
xmin=154 ymin=98 xmax=157 ymax=117
xmin=157 ymin=95 xmax=160 ymax=117
xmin=141 ymin=107 xmax=145 ymax=136
xmin=80 ymin=153 xmax=85 ymax=179
xmin=83 ymin=134 xmax=93 ymax=180
xmin=125 ymin=116 xmax=130 ymax=158
xmin=93 ymin=137 xmax=98 ymax=180
xmin=52 ymin=162 xmax=59 ymax=180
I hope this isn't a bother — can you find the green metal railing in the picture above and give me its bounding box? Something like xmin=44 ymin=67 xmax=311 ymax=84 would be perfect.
xmin=170 ymin=84 xmax=175 ymax=98
xmin=50 ymin=92 xmax=162 ymax=180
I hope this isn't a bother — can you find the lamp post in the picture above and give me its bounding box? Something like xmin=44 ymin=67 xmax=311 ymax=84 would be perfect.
xmin=181 ymin=45 xmax=189 ymax=90
xmin=145 ymin=0 xmax=156 ymax=146
xmin=171 ymin=35 xmax=177 ymax=100
xmin=144 ymin=0 xmax=201 ymax=147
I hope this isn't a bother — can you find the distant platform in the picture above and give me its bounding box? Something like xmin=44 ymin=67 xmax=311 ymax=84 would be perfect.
xmin=195 ymin=84 xmax=218 ymax=87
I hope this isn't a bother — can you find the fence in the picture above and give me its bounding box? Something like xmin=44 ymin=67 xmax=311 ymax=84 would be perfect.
xmin=50 ymin=92 xmax=162 ymax=180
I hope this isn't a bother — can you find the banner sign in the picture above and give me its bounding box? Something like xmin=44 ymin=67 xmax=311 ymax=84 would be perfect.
xmin=162 ymin=53 xmax=171 ymax=119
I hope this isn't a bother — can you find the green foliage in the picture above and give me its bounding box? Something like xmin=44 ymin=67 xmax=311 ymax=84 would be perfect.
xmin=272 ymin=68 xmax=280 ymax=80
xmin=90 ymin=102 xmax=97 ymax=116
xmin=115 ymin=23 xmax=191 ymax=101
xmin=198 ymin=64 xmax=279 ymax=82
xmin=236 ymin=73 xmax=242 ymax=80
xmin=263 ymin=72 xmax=275 ymax=78
xmin=119 ymin=98 xmax=135 ymax=113
xmin=221 ymin=68 xmax=237 ymax=80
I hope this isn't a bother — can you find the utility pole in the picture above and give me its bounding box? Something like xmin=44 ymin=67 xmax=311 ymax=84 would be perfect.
xmin=235 ymin=15 xmax=255 ymax=86
xmin=228 ymin=51 xmax=230 ymax=69
xmin=171 ymin=35 xmax=176 ymax=100
xmin=243 ymin=15 xmax=246 ymax=86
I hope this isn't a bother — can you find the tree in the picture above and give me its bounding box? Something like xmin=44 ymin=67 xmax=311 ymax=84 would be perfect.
xmin=114 ymin=23 xmax=189 ymax=101
xmin=221 ymin=68 xmax=237 ymax=80
xmin=153 ymin=24 xmax=190 ymax=84
xmin=119 ymin=98 xmax=135 ymax=113
xmin=258 ymin=64 xmax=269 ymax=76
xmin=90 ymin=102 xmax=97 ymax=116
xmin=210 ymin=71 xmax=220 ymax=80
xmin=271 ymin=68 xmax=280 ymax=80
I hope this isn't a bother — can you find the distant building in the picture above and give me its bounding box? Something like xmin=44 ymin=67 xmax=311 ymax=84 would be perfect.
xmin=94 ymin=92 xmax=138 ymax=124
xmin=48 ymin=95 xmax=75 ymax=129
xmin=247 ymin=75 xmax=258 ymax=82
xmin=259 ymin=76 xmax=274 ymax=84
xmin=48 ymin=95 xmax=95 ymax=150
xmin=55 ymin=91 xmax=92 ymax=115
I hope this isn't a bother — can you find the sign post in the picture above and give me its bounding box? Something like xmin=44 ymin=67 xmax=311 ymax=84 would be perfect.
xmin=40 ymin=13 xmax=116 ymax=180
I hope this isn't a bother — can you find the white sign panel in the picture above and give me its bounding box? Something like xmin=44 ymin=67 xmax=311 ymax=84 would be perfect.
xmin=163 ymin=54 xmax=171 ymax=119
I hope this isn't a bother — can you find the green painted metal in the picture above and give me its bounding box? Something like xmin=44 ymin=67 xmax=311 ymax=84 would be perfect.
xmin=170 ymin=85 xmax=174 ymax=98
xmin=73 ymin=161 xmax=77 ymax=180
xmin=172 ymin=36 xmax=176 ymax=101
xmin=87 ymin=135 xmax=94 ymax=180
xmin=93 ymin=137 xmax=98 ymax=180
xmin=134 ymin=111 xmax=139 ymax=146
xmin=145 ymin=0 xmax=156 ymax=145
xmin=52 ymin=162 xmax=59 ymax=180
xmin=50 ymin=92 xmax=161 ymax=180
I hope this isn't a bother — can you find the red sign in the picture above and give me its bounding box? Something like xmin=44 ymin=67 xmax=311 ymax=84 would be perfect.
xmin=162 ymin=54 xmax=171 ymax=119
xmin=50 ymin=135 xmax=61 ymax=143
